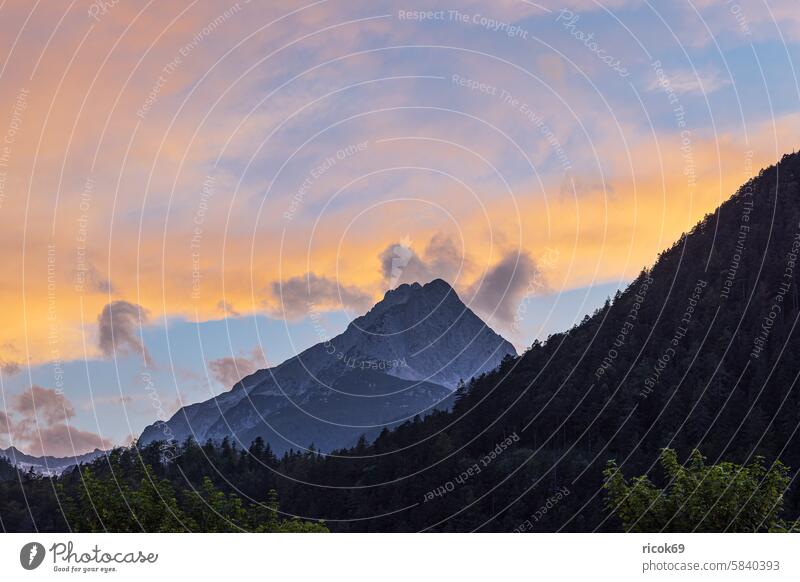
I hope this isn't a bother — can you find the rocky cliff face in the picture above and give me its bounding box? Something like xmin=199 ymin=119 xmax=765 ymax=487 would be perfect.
xmin=139 ymin=279 xmax=516 ymax=453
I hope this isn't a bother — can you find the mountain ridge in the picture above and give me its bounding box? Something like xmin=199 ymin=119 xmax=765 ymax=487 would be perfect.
xmin=227 ymin=150 xmax=800 ymax=531
xmin=0 ymin=446 xmax=107 ymax=476
xmin=139 ymin=278 xmax=516 ymax=453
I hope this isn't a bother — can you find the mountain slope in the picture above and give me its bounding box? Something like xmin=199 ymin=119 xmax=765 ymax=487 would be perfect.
xmin=251 ymin=151 xmax=800 ymax=531
xmin=0 ymin=446 xmax=106 ymax=476
xmin=139 ymin=279 xmax=516 ymax=453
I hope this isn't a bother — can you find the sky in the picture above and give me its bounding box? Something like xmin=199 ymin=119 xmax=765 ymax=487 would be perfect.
xmin=0 ymin=0 xmax=798 ymax=456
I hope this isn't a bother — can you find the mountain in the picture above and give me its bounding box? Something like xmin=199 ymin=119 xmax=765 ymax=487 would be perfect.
xmin=139 ymin=278 xmax=516 ymax=453
xmin=7 ymin=153 xmax=800 ymax=533
xmin=214 ymin=151 xmax=800 ymax=531
xmin=0 ymin=446 xmax=106 ymax=476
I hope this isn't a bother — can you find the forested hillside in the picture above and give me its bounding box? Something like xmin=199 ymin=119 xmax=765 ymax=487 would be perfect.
xmin=3 ymin=152 xmax=800 ymax=532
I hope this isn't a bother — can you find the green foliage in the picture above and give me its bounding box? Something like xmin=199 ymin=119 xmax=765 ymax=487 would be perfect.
xmin=604 ymin=449 xmax=793 ymax=532
xmin=53 ymin=449 xmax=327 ymax=533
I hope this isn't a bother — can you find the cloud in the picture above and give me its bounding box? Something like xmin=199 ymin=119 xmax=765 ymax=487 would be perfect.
xmin=0 ymin=360 xmax=21 ymax=376
xmin=13 ymin=385 xmax=75 ymax=425
xmin=28 ymin=424 xmax=110 ymax=457
xmin=208 ymin=347 xmax=267 ymax=387
xmin=267 ymin=273 xmax=373 ymax=319
xmin=646 ymin=67 xmax=731 ymax=96
xmin=97 ymin=301 xmax=151 ymax=364
xmin=79 ymin=394 xmax=134 ymax=412
xmin=0 ymin=343 xmax=22 ymax=376
xmin=73 ymin=263 xmax=115 ymax=294
xmin=376 ymin=236 xmax=544 ymax=328
xmin=1 ymin=0 xmax=798 ymax=376
xmin=377 ymin=235 xmax=543 ymax=327
xmin=216 ymin=300 xmax=241 ymax=318
xmin=0 ymin=411 xmax=11 ymax=435
xmin=379 ymin=233 xmax=466 ymax=288
xmin=690 ymin=0 xmax=800 ymax=43
xmin=4 ymin=385 xmax=110 ymax=457
xmin=466 ymin=251 xmax=543 ymax=325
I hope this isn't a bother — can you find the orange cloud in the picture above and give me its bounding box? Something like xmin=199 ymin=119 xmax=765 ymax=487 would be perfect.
xmin=1 ymin=0 xmax=798 ymax=371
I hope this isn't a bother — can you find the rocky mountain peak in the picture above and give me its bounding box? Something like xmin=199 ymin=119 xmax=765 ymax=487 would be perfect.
xmin=140 ymin=278 xmax=516 ymax=452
